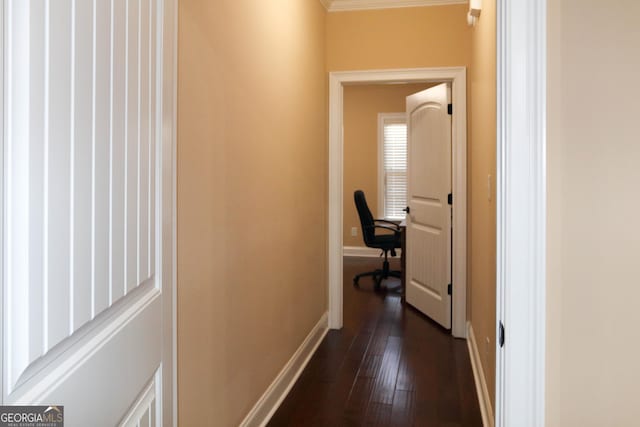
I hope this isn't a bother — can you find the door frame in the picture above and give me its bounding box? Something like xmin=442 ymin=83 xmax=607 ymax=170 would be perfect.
xmin=495 ymin=0 xmax=547 ymax=425
xmin=160 ymin=0 xmax=178 ymax=424
xmin=328 ymin=67 xmax=468 ymax=338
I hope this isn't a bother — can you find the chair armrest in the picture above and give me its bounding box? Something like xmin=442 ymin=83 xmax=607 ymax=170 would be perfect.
xmin=374 ymin=219 xmax=401 ymax=230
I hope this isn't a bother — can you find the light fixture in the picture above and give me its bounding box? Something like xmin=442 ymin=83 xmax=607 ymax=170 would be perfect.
xmin=467 ymin=0 xmax=482 ymax=26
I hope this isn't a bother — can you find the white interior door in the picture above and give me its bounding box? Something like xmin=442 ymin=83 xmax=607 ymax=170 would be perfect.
xmin=405 ymin=83 xmax=452 ymax=329
xmin=1 ymin=1 xmax=174 ymax=425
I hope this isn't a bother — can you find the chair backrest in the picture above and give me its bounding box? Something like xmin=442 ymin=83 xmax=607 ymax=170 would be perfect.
xmin=354 ymin=190 xmax=376 ymax=245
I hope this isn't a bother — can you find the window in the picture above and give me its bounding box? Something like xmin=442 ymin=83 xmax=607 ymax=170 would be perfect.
xmin=378 ymin=113 xmax=407 ymax=220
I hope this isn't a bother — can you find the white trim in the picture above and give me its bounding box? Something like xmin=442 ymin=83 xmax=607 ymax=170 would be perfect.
xmin=6 ymin=284 xmax=161 ymax=402
xmin=326 ymin=0 xmax=467 ymax=12
xmin=377 ymin=112 xmax=407 ymax=220
xmin=467 ymin=322 xmax=495 ymax=427
xmin=170 ymin=0 xmax=178 ymax=423
xmin=118 ymin=371 xmax=157 ymax=427
xmin=159 ymin=0 xmax=178 ymax=424
xmin=239 ymin=312 xmax=329 ymax=427
xmin=343 ymin=246 xmax=402 ymax=258
xmin=495 ymin=0 xmax=546 ymax=426
xmin=329 ymin=67 xmax=467 ymax=338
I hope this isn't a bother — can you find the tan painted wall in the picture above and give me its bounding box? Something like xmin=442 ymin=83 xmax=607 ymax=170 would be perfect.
xmin=177 ymin=1 xmax=327 ymax=426
xmin=469 ymin=0 xmax=496 ymax=407
xmin=546 ymin=1 xmax=640 ymax=425
xmin=326 ymin=5 xmax=472 ymax=71
xmin=343 ymin=83 xmax=434 ymax=248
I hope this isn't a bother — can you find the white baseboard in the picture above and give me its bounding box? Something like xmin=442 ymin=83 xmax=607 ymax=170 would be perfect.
xmin=467 ymin=322 xmax=495 ymax=427
xmin=239 ymin=312 xmax=329 ymax=427
xmin=343 ymin=246 xmax=402 ymax=258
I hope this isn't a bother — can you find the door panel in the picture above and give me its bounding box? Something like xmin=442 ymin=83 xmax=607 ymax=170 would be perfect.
xmin=47 ymin=0 xmax=73 ymax=353
xmin=3 ymin=1 xmax=168 ymax=425
xmin=405 ymin=84 xmax=452 ymax=329
xmin=8 ymin=286 xmax=161 ymax=423
xmin=119 ymin=375 xmax=158 ymax=427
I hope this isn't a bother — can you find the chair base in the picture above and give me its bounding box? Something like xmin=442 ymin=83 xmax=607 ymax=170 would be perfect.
xmin=353 ymin=258 xmax=402 ymax=292
xmin=353 ymin=249 xmax=402 ymax=292
xmin=353 ymin=269 xmax=401 ymax=292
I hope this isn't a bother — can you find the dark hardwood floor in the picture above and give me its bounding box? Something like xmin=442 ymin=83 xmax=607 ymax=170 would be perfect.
xmin=267 ymin=257 xmax=482 ymax=427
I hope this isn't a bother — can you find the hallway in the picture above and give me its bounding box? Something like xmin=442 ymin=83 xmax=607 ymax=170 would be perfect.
xmin=268 ymin=257 xmax=482 ymax=426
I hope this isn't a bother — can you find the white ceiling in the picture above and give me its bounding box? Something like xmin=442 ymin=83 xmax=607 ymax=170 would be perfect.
xmin=321 ymin=0 xmax=468 ymax=12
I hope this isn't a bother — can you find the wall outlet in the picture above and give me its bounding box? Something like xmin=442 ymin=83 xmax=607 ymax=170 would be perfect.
xmin=351 ymin=227 xmax=358 ymax=237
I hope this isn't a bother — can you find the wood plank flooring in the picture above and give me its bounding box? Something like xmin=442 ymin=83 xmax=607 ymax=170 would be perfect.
xmin=267 ymin=257 xmax=482 ymax=427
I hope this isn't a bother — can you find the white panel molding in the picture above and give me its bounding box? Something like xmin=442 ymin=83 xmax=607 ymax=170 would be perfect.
xmin=467 ymin=322 xmax=495 ymax=427
xmin=4 ymin=0 xmax=31 ymax=392
xmin=0 ymin=0 xmax=176 ymax=423
xmin=325 ymin=0 xmax=467 ymax=12
xmin=119 ymin=371 xmax=158 ymax=427
xmin=3 ymin=0 xmax=161 ymax=389
xmin=343 ymin=246 xmax=402 ymax=258
xmin=329 ymin=67 xmax=467 ymax=338
xmin=495 ymin=0 xmax=546 ymax=426
xmin=239 ymin=313 xmax=329 ymax=427
xmin=5 ymin=283 xmax=160 ymax=403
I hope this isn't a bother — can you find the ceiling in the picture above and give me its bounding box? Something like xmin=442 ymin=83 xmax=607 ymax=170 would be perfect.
xmin=321 ymin=0 xmax=468 ymax=12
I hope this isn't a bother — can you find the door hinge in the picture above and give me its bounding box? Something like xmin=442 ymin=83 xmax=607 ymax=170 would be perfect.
xmin=447 ymin=103 xmax=453 ymax=115
xmin=447 ymin=283 xmax=452 ymax=295
xmin=499 ymin=322 xmax=505 ymax=348
xmin=447 ymin=193 xmax=453 ymax=205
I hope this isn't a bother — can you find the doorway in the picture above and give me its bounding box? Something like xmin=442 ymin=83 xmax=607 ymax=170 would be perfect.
xmin=328 ymin=67 xmax=468 ymax=338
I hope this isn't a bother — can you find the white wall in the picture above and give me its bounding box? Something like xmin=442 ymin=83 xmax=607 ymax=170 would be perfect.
xmin=547 ymin=1 xmax=640 ymax=425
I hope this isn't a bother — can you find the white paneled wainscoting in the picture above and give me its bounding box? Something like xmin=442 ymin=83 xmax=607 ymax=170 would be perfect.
xmin=1 ymin=0 xmax=177 ymax=425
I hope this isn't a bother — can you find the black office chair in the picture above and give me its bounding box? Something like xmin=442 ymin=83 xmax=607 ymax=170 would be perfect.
xmin=353 ymin=190 xmax=402 ymax=291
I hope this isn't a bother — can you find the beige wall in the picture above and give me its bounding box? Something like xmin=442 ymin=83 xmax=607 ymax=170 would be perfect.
xmin=469 ymin=0 xmax=496 ymax=407
xmin=177 ymin=1 xmax=327 ymax=426
xmin=343 ymin=83 xmax=434 ymax=247
xmin=546 ymin=1 xmax=640 ymax=425
xmin=326 ymin=5 xmax=471 ymax=71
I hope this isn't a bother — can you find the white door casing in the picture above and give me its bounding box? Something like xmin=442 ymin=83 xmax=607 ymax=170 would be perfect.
xmin=328 ymin=67 xmax=467 ymax=338
xmin=1 ymin=0 xmax=177 ymax=425
xmin=495 ymin=0 xmax=547 ymax=425
xmin=405 ymin=84 xmax=452 ymax=329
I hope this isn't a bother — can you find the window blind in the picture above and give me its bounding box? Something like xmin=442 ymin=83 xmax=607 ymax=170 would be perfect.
xmin=382 ymin=121 xmax=407 ymax=220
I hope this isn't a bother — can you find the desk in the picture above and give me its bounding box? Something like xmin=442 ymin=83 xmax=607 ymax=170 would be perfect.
xmin=400 ymin=219 xmax=406 ymax=303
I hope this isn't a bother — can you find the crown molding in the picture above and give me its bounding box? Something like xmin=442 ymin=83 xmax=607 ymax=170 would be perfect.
xmin=323 ymin=0 xmax=467 ymax=12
